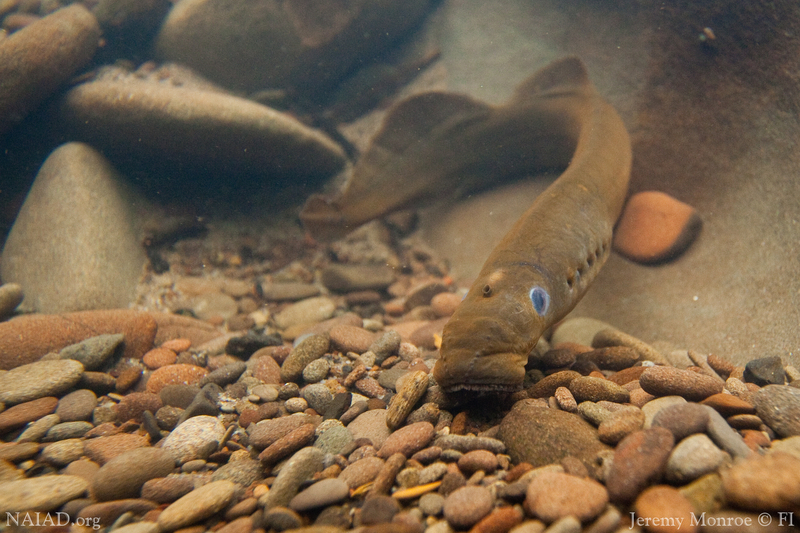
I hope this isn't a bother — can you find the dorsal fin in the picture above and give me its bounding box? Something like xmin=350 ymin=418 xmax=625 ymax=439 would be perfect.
xmin=511 ymin=56 xmax=590 ymax=102
xmin=369 ymin=91 xmax=491 ymax=155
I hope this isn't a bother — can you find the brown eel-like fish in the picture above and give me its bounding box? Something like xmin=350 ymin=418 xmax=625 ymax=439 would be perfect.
xmin=432 ymin=57 xmax=631 ymax=392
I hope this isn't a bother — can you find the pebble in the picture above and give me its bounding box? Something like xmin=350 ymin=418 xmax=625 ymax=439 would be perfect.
xmin=116 ymin=392 xmax=163 ymax=423
xmin=42 ymin=438 xmax=85 ymax=466
xmin=699 ymin=392 xmax=755 ymax=417
xmin=274 ymin=297 xmax=337 ymax=330
xmin=431 ymin=292 xmax=461 ymax=317
xmin=0 ymin=475 xmax=89 ymax=513
xmin=329 ymin=324 xmax=377 ymax=353
xmin=258 ymin=423 xmax=316 ymax=464
xmin=612 ymin=190 xmax=702 ymax=264
xmin=597 ymin=406 xmax=645 ymax=445
xmin=499 ymin=401 xmax=609 ymax=470
xmin=58 ymin=333 xmax=124 ymax=370
xmin=378 ymin=421 xmax=435 ymax=458
xmin=0 ymin=396 xmax=58 ymax=434
xmin=650 ymin=401 xmax=709 ymax=439
xmin=360 ymin=494 xmax=400 ymax=524
xmin=302 ymin=383 xmax=334 ymax=414
xmin=55 ymin=389 xmax=97 ymax=422
xmin=161 ymin=415 xmax=225 ymax=464
xmin=289 ymin=478 xmax=350 ymax=511
xmin=419 ymin=492 xmax=445 ymax=516
xmin=641 ymin=395 xmax=687 ymax=427
xmin=260 ymin=281 xmax=321 ymax=301
xmin=281 ymin=334 xmax=331 ymax=382
xmin=92 ymin=447 xmax=175 ymax=501
xmin=212 ymin=458 xmax=263 ymax=486
xmin=143 ymin=347 xmax=178 ymax=369
xmin=605 ymin=427 xmax=675 ymax=504
xmin=369 ymin=330 xmax=402 ymax=364
xmin=340 ymin=456 xmax=385 ymax=488
xmin=633 ymin=485 xmax=698 ymax=533
xmin=523 ymin=370 xmax=581 ymax=398
xmin=202 ymin=361 xmax=246 ymax=387
xmin=442 ymin=485 xmax=493 ymax=529
xmin=721 ymin=452 xmax=800 ymax=511
xmin=525 ymin=471 xmax=608 ymax=523
xmin=146 ymin=364 xmax=208 ymax=394
xmin=0 ymin=359 xmax=84 ymax=405
xmin=157 ymin=479 xmax=236 ymax=531
xmin=252 ymin=355 xmax=282 ymax=384
xmin=591 ymin=328 xmax=669 ymax=365
xmin=303 ymin=358 xmax=331 ymax=383
xmin=752 ymin=384 xmax=800 ymax=437
xmin=458 ymin=449 xmax=499 ymax=475
xmin=159 ymin=385 xmax=200 ymax=409
xmin=0 ymin=283 xmax=23 ymax=318
xmin=743 ymin=356 xmax=785 ymax=385
xmin=78 ymin=500 xmax=158 ymax=528
xmin=665 ymin=434 xmax=729 ymax=484
xmin=347 ymin=409 xmax=392 ymax=449
xmin=17 ymin=413 xmax=60 ymax=442
xmin=386 ymin=370 xmax=429 ymax=430
xmin=568 ymin=376 xmax=630 ymax=403
xmin=45 ymin=421 xmax=93 ymax=441
xmin=262 ymin=446 xmax=325 ymax=509
xmin=639 ymin=366 xmax=723 ymax=401
xmin=576 ymin=346 xmax=639 ymax=370
xmin=249 ymin=413 xmax=315 ymax=449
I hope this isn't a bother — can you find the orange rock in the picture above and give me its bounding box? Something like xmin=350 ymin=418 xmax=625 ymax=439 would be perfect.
xmin=0 ymin=309 xmax=156 ymax=370
xmin=613 ymin=191 xmax=702 ymax=264
xmin=142 ymin=347 xmax=178 ymax=369
xmin=145 ymin=364 xmax=208 ymax=394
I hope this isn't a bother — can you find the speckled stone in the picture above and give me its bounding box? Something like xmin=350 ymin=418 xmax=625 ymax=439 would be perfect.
xmin=116 ymin=392 xmax=163 ymax=423
xmin=369 ymin=330 xmax=402 ymax=364
xmin=145 ymin=364 xmax=208 ymax=394
xmin=314 ymin=422 xmax=353 ymax=455
xmin=0 ymin=396 xmax=58 ymax=434
xmin=157 ymin=479 xmax=236 ymax=531
xmin=141 ymin=475 xmax=195 ymax=503
xmin=634 ymin=485 xmax=698 ymax=533
xmin=339 ymin=455 xmax=385 ymax=489
xmin=281 ymin=334 xmax=331 ymax=382
xmin=45 ymin=420 xmax=93 ymax=441
xmin=753 ymin=384 xmax=800 ymax=437
xmin=458 ymin=449 xmax=499 ymax=475
xmin=161 ymin=415 xmax=225 ymax=464
xmin=41 ymin=438 xmax=84 ymax=466
xmin=499 ymin=400 xmax=609 ymax=472
xmin=58 ymin=333 xmax=124 ymax=370
xmin=249 ymin=413 xmax=314 ymax=450
xmin=641 ymin=396 xmax=687 ymax=428
xmin=606 ymin=427 xmax=675 ymax=504
xmin=569 ymin=376 xmax=630 ymax=403
xmin=261 ymin=446 xmax=325 ymax=509
xmin=721 ymin=452 xmax=800 ymax=511
xmin=329 ymin=324 xmax=376 ymax=353
xmin=703 ymin=405 xmax=752 ymax=459
xmin=443 ymin=485 xmax=493 ymax=529
xmin=289 ymin=478 xmax=349 ymax=511
xmin=597 ymin=407 xmax=645 ymax=445
xmin=378 ymin=421 xmax=435 ymax=458
xmin=143 ymin=347 xmax=178 ymax=369
xmin=525 ymin=471 xmax=608 ymax=524
xmin=258 ymin=423 xmax=316 ymax=464
xmin=0 ymin=359 xmax=84 ymax=405
xmin=55 ymin=389 xmax=97 ymax=422
xmin=0 ymin=475 xmax=89 ymax=513
xmin=212 ymin=458 xmax=263 ymax=486
xmin=386 ymin=370 xmax=429 ymax=430
xmin=301 ymin=383 xmax=334 ymax=414
xmin=665 ymin=434 xmax=729 ymax=484
xmin=639 ymin=366 xmax=723 ymax=401
xmin=302 ymin=358 xmax=331 ymax=383
xmin=83 ymin=433 xmax=149 ymax=464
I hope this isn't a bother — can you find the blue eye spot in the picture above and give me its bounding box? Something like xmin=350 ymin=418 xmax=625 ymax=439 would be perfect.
xmin=529 ymin=286 xmax=550 ymax=316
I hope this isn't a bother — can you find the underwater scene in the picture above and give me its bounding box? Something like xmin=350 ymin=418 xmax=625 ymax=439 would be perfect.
xmin=0 ymin=0 xmax=799 ymax=531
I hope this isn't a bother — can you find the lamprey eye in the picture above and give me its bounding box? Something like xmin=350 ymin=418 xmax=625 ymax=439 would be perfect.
xmin=529 ymin=286 xmax=550 ymax=316
xmin=482 ymin=284 xmax=492 ymax=297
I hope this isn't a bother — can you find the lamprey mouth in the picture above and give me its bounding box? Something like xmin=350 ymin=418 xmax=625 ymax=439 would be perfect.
xmin=433 ymin=350 xmax=527 ymax=393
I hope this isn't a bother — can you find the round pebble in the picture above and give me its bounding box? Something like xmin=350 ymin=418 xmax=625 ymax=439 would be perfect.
xmin=569 ymin=376 xmax=630 ymax=403
xmin=665 ymin=434 xmax=729 ymax=484
xmin=274 ymin=297 xmax=336 ymax=330
xmin=525 ymin=470 xmax=608 ymax=523
xmin=146 ymin=364 xmax=208 ymax=394
xmin=161 ymin=415 xmax=225 ymax=464
xmin=378 ymin=421 xmax=435 ymax=458
xmin=339 ymin=456 xmax=385 ymax=489
xmin=360 ymin=494 xmax=400 ymax=525
xmin=613 ymin=190 xmax=702 ymax=264
xmin=143 ymin=347 xmax=178 ymax=369
xmin=0 ymin=359 xmax=84 ymax=405
xmin=347 ymin=409 xmax=391 ymax=449
xmin=329 ymin=324 xmax=376 ymax=353
xmin=302 ymin=383 xmax=334 ymax=414
xmin=457 ymin=449 xmax=499 ymax=475
xmin=116 ymin=392 xmax=163 ymax=423
xmin=280 ymin=334 xmax=331 ymax=383
xmin=443 ymin=485 xmax=493 ymax=529
xmin=302 ymin=358 xmax=331 ymax=382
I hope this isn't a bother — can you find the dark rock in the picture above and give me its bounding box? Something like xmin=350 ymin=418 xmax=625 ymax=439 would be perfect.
xmin=743 ymin=356 xmax=786 ymax=386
